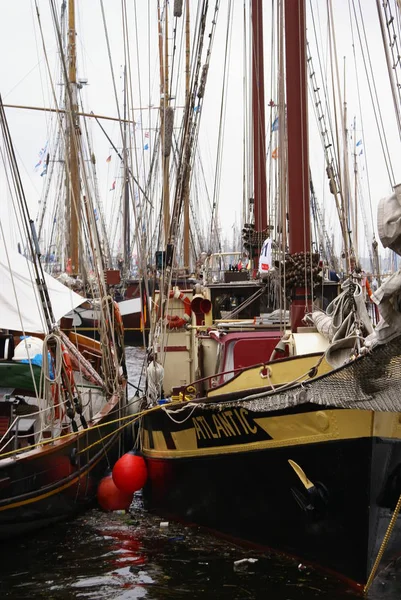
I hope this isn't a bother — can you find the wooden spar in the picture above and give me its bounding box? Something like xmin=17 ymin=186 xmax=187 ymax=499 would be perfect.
xmin=3 ymin=103 xmax=169 ymax=120
xmin=353 ymin=116 xmax=358 ymax=257
xmin=284 ymin=0 xmax=311 ymax=331
xmin=284 ymin=0 xmax=310 ymax=255
xmin=123 ymin=66 xmax=130 ymax=276
xmin=183 ymin=0 xmax=190 ymax=270
xmin=251 ymin=0 xmax=267 ymax=234
xmin=163 ymin=5 xmax=171 ymax=243
xmin=68 ymin=0 xmax=80 ymax=275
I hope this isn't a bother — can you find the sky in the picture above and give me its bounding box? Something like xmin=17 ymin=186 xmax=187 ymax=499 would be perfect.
xmin=0 ymin=1 xmax=400 ymax=266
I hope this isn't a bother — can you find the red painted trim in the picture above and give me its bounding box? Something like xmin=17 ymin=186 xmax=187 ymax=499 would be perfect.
xmin=163 ymin=346 xmax=188 ymax=352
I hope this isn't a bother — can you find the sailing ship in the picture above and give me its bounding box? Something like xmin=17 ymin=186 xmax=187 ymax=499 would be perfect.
xmin=137 ymin=0 xmax=401 ymax=591
xmin=25 ymin=2 xmax=149 ymax=345
xmin=0 ymin=0 xmax=129 ymax=537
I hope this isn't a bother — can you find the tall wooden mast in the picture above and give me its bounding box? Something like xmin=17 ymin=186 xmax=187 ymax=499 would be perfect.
xmin=163 ymin=5 xmax=171 ymax=243
xmin=183 ymin=0 xmax=191 ymax=270
xmin=284 ymin=0 xmax=310 ymax=254
xmin=67 ymin=0 xmax=80 ymax=275
xmin=251 ymin=0 xmax=267 ymax=235
xmin=284 ymin=0 xmax=311 ymax=330
xmin=123 ymin=66 xmax=130 ymax=277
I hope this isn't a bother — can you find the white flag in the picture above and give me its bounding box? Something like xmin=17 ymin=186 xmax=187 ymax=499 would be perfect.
xmin=258 ymin=238 xmax=272 ymax=275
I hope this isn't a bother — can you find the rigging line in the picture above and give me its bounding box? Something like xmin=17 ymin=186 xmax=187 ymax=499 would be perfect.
xmin=0 ymin=98 xmax=56 ymax=331
xmin=91 ymin=111 xmax=152 ymax=207
xmin=101 ymin=0 xmax=144 ymax=262
xmin=79 ymin=92 xmax=112 ymax=267
xmin=169 ymin=12 xmax=179 ymax=101
xmin=347 ymin=0 xmax=376 ymax=236
xmin=209 ymin=0 xmax=234 ymax=249
xmin=376 ymin=0 xmax=401 ymax=140
xmin=327 ymin=1 xmax=351 ymax=268
xmin=0 ymin=149 xmax=48 ymax=349
xmin=132 ymin=0 xmax=149 ymax=198
xmin=352 ymin=0 xmax=395 ymax=185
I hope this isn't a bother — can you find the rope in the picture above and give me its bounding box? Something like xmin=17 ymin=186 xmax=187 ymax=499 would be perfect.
xmin=364 ymin=491 xmax=401 ymax=593
xmin=146 ymin=360 xmax=165 ymax=405
xmin=162 ymin=402 xmax=198 ymax=424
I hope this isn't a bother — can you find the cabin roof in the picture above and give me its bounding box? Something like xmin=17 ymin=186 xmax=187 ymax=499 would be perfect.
xmin=209 ymin=330 xmax=282 ymax=346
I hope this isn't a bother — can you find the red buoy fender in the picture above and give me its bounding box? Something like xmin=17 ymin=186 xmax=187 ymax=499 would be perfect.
xmin=112 ymin=453 xmax=148 ymax=495
xmin=97 ymin=474 xmax=133 ymax=511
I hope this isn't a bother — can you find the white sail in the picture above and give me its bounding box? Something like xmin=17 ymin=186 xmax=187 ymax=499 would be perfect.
xmin=0 ymin=249 xmax=85 ymax=333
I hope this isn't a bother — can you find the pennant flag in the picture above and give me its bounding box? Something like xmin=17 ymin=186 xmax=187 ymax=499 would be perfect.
xmin=271 ymin=117 xmax=279 ymax=132
xmin=144 ymin=143 xmax=149 ymax=150
xmin=356 ymin=139 xmax=362 ymax=147
xmin=194 ymin=105 xmax=201 ymax=113
xmin=359 ymin=149 xmax=363 ymax=156
xmin=34 ymin=141 xmax=48 ymax=171
xmin=106 ymin=155 xmax=111 ymax=163
xmin=94 ymin=208 xmax=99 ymax=221
xmin=110 ymin=180 xmax=116 ymax=191
xmin=40 ymin=164 xmax=47 ymax=177
xmin=144 ymin=131 xmax=149 ymax=138
xmin=271 ymin=147 xmax=278 ymax=159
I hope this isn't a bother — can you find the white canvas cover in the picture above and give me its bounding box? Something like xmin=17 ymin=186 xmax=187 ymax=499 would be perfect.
xmin=0 ymin=250 xmax=85 ymax=333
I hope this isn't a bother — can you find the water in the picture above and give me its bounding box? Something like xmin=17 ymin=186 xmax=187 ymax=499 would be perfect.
xmin=1 ymin=347 xmax=400 ymax=599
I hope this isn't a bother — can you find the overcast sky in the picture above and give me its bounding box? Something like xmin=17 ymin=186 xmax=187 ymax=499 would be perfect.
xmin=0 ymin=1 xmax=400 ymax=262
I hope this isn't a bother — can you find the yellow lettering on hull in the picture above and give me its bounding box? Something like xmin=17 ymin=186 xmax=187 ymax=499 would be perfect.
xmin=192 ymin=409 xmax=258 ymax=441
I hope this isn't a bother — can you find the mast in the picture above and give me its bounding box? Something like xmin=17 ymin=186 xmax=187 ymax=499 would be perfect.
xmin=67 ymin=0 xmax=80 ymax=275
xmin=284 ymin=0 xmax=311 ymax=330
xmin=163 ymin=5 xmax=171 ymax=243
xmin=123 ymin=66 xmax=130 ymax=277
xmin=353 ymin=115 xmax=358 ymax=257
xmin=183 ymin=0 xmax=191 ymax=271
xmin=251 ymin=0 xmax=267 ymax=235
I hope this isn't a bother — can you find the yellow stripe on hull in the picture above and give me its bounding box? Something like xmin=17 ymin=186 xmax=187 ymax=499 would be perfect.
xmin=207 ymin=354 xmax=332 ymax=397
xmin=142 ymin=410 xmax=401 ymax=459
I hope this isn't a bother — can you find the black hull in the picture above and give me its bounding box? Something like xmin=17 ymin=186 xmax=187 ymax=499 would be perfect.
xmin=142 ymin=408 xmax=401 ymax=587
xmin=0 ymin=411 xmax=122 ymax=540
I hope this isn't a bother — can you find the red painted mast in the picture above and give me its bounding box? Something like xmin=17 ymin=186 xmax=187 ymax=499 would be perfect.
xmin=284 ymin=0 xmax=311 ymax=330
xmin=251 ymin=0 xmax=267 ymax=235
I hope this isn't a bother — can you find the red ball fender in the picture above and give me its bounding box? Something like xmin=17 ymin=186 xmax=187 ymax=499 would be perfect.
xmin=112 ymin=453 xmax=148 ymax=495
xmin=97 ymin=474 xmax=133 ymax=511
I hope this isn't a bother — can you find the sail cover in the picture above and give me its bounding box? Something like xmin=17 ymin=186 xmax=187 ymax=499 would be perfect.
xmin=0 ymin=250 xmax=85 ymax=333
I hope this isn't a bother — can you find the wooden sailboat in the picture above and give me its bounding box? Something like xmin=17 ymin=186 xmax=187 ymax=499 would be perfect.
xmin=0 ymin=0 xmax=128 ymax=539
xmin=139 ymin=0 xmax=401 ymax=590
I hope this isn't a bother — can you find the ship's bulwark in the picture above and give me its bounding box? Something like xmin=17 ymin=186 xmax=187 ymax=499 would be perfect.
xmin=142 ymin=405 xmax=401 ymax=586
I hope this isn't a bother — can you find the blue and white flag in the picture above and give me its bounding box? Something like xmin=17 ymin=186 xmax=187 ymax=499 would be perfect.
xmin=34 ymin=141 xmax=48 ymax=171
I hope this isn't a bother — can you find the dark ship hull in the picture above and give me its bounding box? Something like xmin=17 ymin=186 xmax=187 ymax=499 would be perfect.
xmin=142 ymin=403 xmax=401 ymax=587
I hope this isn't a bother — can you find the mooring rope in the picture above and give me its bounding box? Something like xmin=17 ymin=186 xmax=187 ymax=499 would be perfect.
xmin=364 ymin=491 xmax=401 ymax=593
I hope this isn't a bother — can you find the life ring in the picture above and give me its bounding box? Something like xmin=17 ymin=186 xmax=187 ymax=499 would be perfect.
xmin=166 ymin=290 xmax=192 ymax=329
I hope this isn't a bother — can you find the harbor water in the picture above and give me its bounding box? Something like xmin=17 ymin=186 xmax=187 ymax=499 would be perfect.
xmin=2 ymin=346 xmax=400 ymax=599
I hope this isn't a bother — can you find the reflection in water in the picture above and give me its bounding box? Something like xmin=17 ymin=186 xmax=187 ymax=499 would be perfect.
xmin=2 ymin=347 xmax=401 ymax=598
xmin=2 ymin=497 xmax=366 ymax=600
